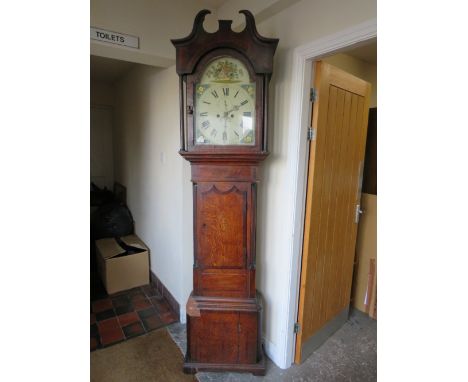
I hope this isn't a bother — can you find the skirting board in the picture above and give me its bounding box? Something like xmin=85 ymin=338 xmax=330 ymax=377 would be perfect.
xmin=300 ymin=306 xmax=349 ymax=363
xmin=263 ymin=336 xmax=282 ymax=368
xmin=150 ymin=270 xmax=180 ymax=321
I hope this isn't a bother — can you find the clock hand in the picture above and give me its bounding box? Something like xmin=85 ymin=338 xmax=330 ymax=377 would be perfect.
xmin=229 ymin=104 xmax=240 ymax=113
xmin=224 ymin=104 xmax=241 ymax=116
xmin=223 ymin=116 xmax=228 ymax=142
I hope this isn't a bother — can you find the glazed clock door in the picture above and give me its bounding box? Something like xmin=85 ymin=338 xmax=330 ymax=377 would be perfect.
xmin=184 ymin=49 xmax=265 ymax=154
xmin=194 ymin=182 xmax=254 ymax=298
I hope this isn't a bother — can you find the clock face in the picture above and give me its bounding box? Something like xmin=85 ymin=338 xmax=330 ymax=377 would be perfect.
xmin=194 ymin=57 xmax=256 ymax=146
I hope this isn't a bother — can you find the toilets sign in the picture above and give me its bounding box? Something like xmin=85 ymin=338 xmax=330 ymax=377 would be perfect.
xmin=91 ymin=27 xmax=139 ymax=49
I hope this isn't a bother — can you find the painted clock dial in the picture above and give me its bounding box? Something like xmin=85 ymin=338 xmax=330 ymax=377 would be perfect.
xmin=194 ymin=57 xmax=256 ymax=145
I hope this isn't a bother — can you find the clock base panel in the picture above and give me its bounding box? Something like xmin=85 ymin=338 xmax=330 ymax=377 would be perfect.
xmin=184 ymin=292 xmax=265 ymax=376
xmin=183 ymin=345 xmax=266 ymax=376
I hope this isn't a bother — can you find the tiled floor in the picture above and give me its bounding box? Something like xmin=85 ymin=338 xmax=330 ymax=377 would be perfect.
xmin=90 ymin=284 xmax=179 ymax=351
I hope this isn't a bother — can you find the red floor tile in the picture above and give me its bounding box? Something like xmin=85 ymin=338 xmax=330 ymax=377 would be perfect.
xmin=90 ymin=283 xmax=179 ymax=351
xmin=151 ymin=297 xmax=172 ymax=314
xmin=98 ymin=318 xmax=124 ymax=346
xmin=114 ymin=304 xmax=133 ymax=316
xmin=133 ymin=297 xmax=152 ymax=311
xmin=117 ymin=311 xmax=140 ymax=327
xmin=92 ymin=298 xmax=113 ymax=313
xmin=111 ymin=294 xmax=130 ymax=307
xmin=141 ymin=314 xmax=164 ymax=331
xmin=128 ymin=290 xmax=147 ymax=302
xmin=122 ymin=322 xmax=145 ymax=338
xmin=95 ymin=308 xmax=116 ymax=322
xmin=98 ymin=317 xmax=120 ymax=331
xmin=160 ymin=311 xmax=178 ymax=325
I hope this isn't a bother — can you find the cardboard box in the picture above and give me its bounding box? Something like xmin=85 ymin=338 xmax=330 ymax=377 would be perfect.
xmin=95 ymin=234 xmax=150 ymax=294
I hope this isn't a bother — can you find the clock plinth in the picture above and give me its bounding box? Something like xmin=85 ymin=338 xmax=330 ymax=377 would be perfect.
xmin=183 ymin=293 xmax=266 ymax=376
xmin=172 ymin=10 xmax=278 ymax=375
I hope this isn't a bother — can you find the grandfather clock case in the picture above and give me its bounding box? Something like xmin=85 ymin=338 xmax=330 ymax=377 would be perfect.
xmin=171 ymin=10 xmax=278 ymax=375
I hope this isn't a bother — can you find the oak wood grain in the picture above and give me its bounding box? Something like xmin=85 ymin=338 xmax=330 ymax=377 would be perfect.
xmin=295 ymin=61 xmax=371 ymax=363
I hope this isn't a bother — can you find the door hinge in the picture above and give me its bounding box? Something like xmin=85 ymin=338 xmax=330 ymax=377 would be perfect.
xmin=294 ymin=322 xmax=301 ymax=333
xmin=307 ymin=127 xmax=316 ymax=141
xmin=310 ymin=88 xmax=317 ymax=102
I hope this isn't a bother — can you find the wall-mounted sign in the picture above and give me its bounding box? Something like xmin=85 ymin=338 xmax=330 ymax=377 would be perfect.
xmin=91 ymin=27 xmax=139 ymax=49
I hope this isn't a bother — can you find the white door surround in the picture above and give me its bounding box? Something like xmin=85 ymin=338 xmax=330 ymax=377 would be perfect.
xmin=280 ymin=18 xmax=377 ymax=368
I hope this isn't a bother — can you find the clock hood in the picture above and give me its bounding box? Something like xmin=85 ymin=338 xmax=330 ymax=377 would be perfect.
xmin=171 ymin=10 xmax=279 ymax=76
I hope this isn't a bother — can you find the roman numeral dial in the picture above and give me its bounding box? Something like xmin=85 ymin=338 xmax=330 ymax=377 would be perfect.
xmin=194 ymin=57 xmax=256 ymax=146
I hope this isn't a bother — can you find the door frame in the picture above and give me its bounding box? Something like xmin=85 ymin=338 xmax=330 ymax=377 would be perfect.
xmin=282 ymin=19 xmax=376 ymax=367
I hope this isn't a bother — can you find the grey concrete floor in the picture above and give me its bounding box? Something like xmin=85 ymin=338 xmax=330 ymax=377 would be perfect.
xmin=167 ymin=309 xmax=376 ymax=382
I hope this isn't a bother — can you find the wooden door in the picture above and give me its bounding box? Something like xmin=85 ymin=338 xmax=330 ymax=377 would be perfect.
xmin=295 ymin=61 xmax=371 ymax=363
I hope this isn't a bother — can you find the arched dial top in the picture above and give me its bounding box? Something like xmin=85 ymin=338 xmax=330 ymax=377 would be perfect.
xmin=171 ymin=9 xmax=279 ymax=75
xmin=195 ymin=57 xmax=256 ymax=146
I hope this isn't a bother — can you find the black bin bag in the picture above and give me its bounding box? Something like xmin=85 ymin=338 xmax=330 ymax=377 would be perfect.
xmin=91 ymin=202 xmax=134 ymax=240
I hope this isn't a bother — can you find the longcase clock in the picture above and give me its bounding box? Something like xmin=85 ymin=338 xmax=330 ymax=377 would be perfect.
xmin=171 ymin=10 xmax=278 ymax=375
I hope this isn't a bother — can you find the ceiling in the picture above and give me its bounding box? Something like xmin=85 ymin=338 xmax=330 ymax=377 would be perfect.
xmin=90 ymin=55 xmax=136 ymax=83
xmin=202 ymin=0 xmax=229 ymax=8
xmin=346 ymin=40 xmax=377 ymax=65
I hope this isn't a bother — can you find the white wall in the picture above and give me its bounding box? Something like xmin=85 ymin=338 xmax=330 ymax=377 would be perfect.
xmin=91 ymin=0 xmax=220 ymax=67
xmin=91 ymin=80 xmax=115 ymax=189
xmin=91 ymin=106 xmax=114 ymax=189
xmin=113 ymin=65 xmax=190 ymax=310
xmin=323 ymin=52 xmax=377 ymax=107
xmin=90 ymin=80 xmax=115 ymax=107
xmin=97 ymin=0 xmax=376 ymax=369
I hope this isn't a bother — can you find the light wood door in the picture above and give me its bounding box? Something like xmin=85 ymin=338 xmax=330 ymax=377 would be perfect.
xmin=295 ymin=61 xmax=371 ymax=363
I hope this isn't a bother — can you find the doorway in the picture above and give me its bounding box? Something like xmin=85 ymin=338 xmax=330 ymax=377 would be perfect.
xmin=294 ymin=40 xmax=377 ymax=364
xmin=90 ymin=55 xmax=180 ymax=351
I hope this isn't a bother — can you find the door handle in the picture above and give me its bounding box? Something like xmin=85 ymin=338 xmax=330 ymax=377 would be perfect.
xmin=355 ymin=204 xmax=364 ymax=224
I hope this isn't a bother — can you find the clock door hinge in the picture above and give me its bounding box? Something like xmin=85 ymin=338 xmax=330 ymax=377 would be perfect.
xmin=310 ymin=87 xmax=317 ymax=102
xmin=294 ymin=322 xmax=301 ymax=333
xmin=307 ymin=127 xmax=316 ymax=141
